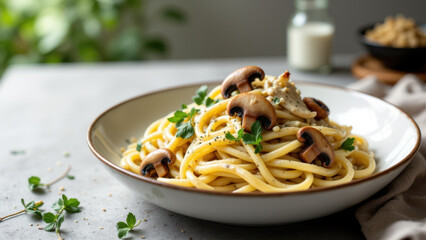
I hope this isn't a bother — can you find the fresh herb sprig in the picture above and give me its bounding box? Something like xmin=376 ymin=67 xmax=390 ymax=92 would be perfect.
xmin=116 ymin=212 xmax=141 ymax=239
xmin=42 ymin=194 xmax=81 ymax=240
xmin=136 ymin=139 xmax=143 ymax=152
xmin=340 ymin=138 xmax=355 ymax=151
xmin=192 ymin=85 xmax=219 ymax=107
xmin=168 ymin=86 xmax=220 ymax=139
xmin=225 ymin=120 xmax=264 ymax=154
xmin=10 ymin=150 xmax=26 ymax=155
xmin=0 ymin=199 xmax=44 ymax=222
xmin=193 ymin=85 xmax=208 ymax=105
xmin=168 ymin=106 xmax=199 ymax=139
xmin=272 ymin=96 xmax=280 ymax=104
xmin=28 ymin=166 xmax=72 ymax=191
xmin=225 ymin=129 xmax=245 ymax=142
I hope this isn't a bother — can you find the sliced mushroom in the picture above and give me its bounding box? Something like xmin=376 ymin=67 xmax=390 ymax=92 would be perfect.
xmin=139 ymin=148 xmax=176 ymax=177
xmin=221 ymin=66 xmax=265 ymax=99
xmin=227 ymin=93 xmax=276 ymax=132
xmin=303 ymin=97 xmax=330 ymax=119
xmin=296 ymin=127 xmax=335 ymax=167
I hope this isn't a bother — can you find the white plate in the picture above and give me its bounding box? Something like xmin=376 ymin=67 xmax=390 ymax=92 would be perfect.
xmin=87 ymin=82 xmax=421 ymax=225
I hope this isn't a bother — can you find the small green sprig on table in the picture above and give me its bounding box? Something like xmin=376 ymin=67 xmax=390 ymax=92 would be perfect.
xmin=116 ymin=212 xmax=141 ymax=239
xmin=42 ymin=194 xmax=81 ymax=240
xmin=0 ymin=199 xmax=44 ymax=222
xmin=225 ymin=120 xmax=264 ymax=154
xmin=28 ymin=165 xmax=73 ymax=191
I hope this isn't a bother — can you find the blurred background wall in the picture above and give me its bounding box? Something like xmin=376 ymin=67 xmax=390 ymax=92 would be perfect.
xmin=148 ymin=0 xmax=425 ymax=59
xmin=0 ymin=0 xmax=425 ymax=76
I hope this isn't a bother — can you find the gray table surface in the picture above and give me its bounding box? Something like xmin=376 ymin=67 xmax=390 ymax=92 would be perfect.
xmin=0 ymin=55 xmax=366 ymax=240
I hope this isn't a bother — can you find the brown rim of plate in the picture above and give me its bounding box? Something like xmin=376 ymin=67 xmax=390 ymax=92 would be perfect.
xmin=87 ymin=81 xmax=422 ymax=197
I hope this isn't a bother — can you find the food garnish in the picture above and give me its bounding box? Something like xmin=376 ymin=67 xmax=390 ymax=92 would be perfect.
xmin=0 ymin=199 xmax=44 ymax=222
xmin=28 ymin=165 xmax=72 ymax=191
xmin=225 ymin=120 xmax=264 ymax=154
xmin=168 ymin=106 xmax=199 ymax=139
xmin=116 ymin=212 xmax=141 ymax=239
xmin=340 ymin=138 xmax=355 ymax=151
xmin=42 ymin=194 xmax=81 ymax=239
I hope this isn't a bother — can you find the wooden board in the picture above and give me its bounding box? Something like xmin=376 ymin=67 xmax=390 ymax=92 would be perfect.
xmin=351 ymin=55 xmax=426 ymax=85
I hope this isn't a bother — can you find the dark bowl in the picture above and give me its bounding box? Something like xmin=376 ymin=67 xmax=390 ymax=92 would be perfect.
xmin=359 ymin=23 xmax=426 ymax=71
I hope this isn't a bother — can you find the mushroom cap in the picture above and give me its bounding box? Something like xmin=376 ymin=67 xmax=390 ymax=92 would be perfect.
xmin=296 ymin=127 xmax=335 ymax=167
xmin=139 ymin=148 xmax=176 ymax=178
xmin=227 ymin=93 xmax=277 ymax=131
xmin=303 ymin=97 xmax=330 ymax=120
xmin=221 ymin=66 xmax=265 ymax=99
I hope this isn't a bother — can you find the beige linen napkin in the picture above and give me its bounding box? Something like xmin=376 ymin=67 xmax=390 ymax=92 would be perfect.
xmin=348 ymin=75 xmax=426 ymax=240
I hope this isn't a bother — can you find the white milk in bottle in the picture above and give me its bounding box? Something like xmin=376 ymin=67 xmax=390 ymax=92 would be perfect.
xmin=287 ymin=0 xmax=334 ymax=72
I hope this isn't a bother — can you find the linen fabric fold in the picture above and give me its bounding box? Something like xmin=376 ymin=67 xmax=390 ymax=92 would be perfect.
xmin=349 ymin=75 xmax=426 ymax=240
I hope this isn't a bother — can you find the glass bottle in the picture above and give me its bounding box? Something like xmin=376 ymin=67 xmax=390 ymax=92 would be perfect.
xmin=287 ymin=0 xmax=334 ymax=73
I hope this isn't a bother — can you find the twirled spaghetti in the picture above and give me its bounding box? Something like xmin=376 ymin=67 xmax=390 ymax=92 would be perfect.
xmin=120 ymin=68 xmax=376 ymax=193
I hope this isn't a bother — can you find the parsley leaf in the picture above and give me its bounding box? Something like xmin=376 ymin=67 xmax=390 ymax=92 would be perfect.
xmin=43 ymin=212 xmax=56 ymax=224
xmin=340 ymin=138 xmax=355 ymax=151
xmin=56 ymin=211 xmax=65 ymax=231
xmin=42 ymin=194 xmax=81 ymax=235
xmin=21 ymin=199 xmax=44 ymax=219
xmin=167 ymin=110 xmax=188 ymax=123
xmin=28 ymin=166 xmax=72 ymax=191
xmin=10 ymin=150 xmax=26 ymax=155
xmin=136 ymin=139 xmax=143 ymax=152
xmin=117 ymin=225 xmax=131 ymax=239
xmin=181 ymin=104 xmax=187 ymax=109
xmin=225 ymin=132 xmax=238 ymax=141
xmin=225 ymin=121 xmax=263 ymax=154
xmin=126 ymin=212 xmax=137 ymax=227
xmin=254 ymin=144 xmax=263 ymax=154
xmin=64 ymin=197 xmax=81 ymax=213
xmin=175 ymin=122 xmax=195 ymax=139
xmin=168 ymin=107 xmax=199 ymax=139
xmin=192 ymin=85 xmax=219 ymax=107
xmin=66 ymin=175 xmax=75 ymax=180
xmin=51 ymin=198 xmax=64 ymax=212
xmin=272 ymin=96 xmax=280 ymax=104
xmin=0 ymin=199 xmax=44 ymax=222
xmin=225 ymin=129 xmax=244 ymax=142
xmin=116 ymin=212 xmax=141 ymax=239
xmin=251 ymin=121 xmax=263 ymax=142
xmin=205 ymin=97 xmax=215 ymax=107
xmin=193 ymin=85 xmax=208 ymax=105
xmin=28 ymin=176 xmax=43 ymax=190
xmin=188 ymin=107 xmax=199 ymax=118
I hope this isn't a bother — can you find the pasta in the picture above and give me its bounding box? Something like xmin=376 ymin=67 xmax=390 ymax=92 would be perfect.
xmin=120 ymin=67 xmax=376 ymax=193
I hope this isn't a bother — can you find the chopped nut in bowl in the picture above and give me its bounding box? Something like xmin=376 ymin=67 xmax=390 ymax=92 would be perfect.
xmin=359 ymin=15 xmax=426 ymax=71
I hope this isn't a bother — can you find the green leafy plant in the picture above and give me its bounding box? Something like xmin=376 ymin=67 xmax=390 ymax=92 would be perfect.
xmin=340 ymin=137 xmax=355 ymax=151
xmin=42 ymin=194 xmax=81 ymax=240
xmin=225 ymin=120 xmax=264 ymax=154
xmin=28 ymin=166 xmax=72 ymax=191
xmin=193 ymin=85 xmax=209 ymax=105
xmin=0 ymin=199 xmax=44 ymax=222
xmin=116 ymin=212 xmax=141 ymax=239
xmin=136 ymin=139 xmax=143 ymax=152
xmin=10 ymin=150 xmax=26 ymax=155
xmin=0 ymin=0 xmax=186 ymax=76
xmin=272 ymin=96 xmax=280 ymax=104
xmin=168 ymin=107 xmax=199 ymax=139
xmin=192 ymin=85 xmax=219 ymax=107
